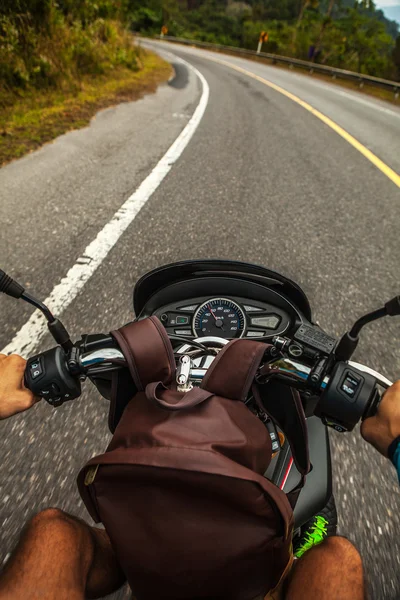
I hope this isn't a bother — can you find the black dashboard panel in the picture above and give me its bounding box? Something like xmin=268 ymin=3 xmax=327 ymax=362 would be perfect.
xmin=136 ymin=274 xmax=311 ymax=343
xmin=153 ymin=296 xmax=291 ymax=340
xmin=134 ymin=260 xmax=312 ymax=321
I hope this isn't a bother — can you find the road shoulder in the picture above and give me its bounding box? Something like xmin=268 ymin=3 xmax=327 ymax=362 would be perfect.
xmin=0 ymin=49 xmax=172 ymax=167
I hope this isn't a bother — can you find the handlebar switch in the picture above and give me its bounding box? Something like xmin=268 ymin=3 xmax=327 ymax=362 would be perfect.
xmin=25 ymin=347 xmax=81 ymax=406
xmin=316 ymin=362 xmax=376 ymax=432
xmin=340 ymin=372 xmax=361 ymax=399
xmin=29 ymin=358 xmax=43 ymax=380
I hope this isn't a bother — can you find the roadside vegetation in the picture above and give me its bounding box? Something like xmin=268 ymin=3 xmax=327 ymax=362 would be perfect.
xmin=1 ymin=1 xmax=399 ymax=165
xmin=0 ymin=1 xmax=171 ymax=165
xmin=131 ymin=0 xmax=400 ymax=81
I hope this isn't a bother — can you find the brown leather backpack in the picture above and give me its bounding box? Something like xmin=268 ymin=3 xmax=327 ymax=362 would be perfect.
xmin=78 ymin=317 xmax=310 ymax=600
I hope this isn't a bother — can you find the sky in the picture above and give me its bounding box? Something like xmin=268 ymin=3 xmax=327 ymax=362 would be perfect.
xmin=374 ymin=0 xmax=400 ymax=25
xmin=375 ymin=0 xmax=400 ymax=6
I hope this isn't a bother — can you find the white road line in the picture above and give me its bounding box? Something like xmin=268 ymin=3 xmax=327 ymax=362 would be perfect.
xmin=333 ymin=89 xmax=400 ymax=118
xmin=2 ymin=55 xmax=209 ymax=357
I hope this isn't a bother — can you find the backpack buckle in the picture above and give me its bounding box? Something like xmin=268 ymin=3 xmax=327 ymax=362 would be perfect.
xmin=176 ymin=355 xmax=193 ymax=392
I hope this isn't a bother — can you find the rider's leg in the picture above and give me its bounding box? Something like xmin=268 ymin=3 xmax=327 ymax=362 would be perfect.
xmin=0 ymin=508 xmax=126 ymax=600
xmin=283 ymin=536 xmax=364 ymax=600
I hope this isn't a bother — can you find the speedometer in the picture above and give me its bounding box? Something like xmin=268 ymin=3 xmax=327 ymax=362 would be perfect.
xmin=193 ymin=298 xmax=245 ymax=339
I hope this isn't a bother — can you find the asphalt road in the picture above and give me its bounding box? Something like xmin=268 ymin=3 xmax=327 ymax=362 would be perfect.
xmin=1 ymin=40 xmax=400 ymax=599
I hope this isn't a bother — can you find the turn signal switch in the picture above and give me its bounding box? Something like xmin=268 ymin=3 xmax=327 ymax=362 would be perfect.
xmin=25 ymin=347 xmax=81 ymax=407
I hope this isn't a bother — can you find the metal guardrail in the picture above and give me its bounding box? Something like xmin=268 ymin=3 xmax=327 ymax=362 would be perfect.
xmin=154 ymin=35 xmax=400 ymax=97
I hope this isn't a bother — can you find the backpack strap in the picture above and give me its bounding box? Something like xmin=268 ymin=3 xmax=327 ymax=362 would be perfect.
xmin=201 ymin=339 xmax=310 ymax=500
xmin=107 ymin=370 xmax=130 ymax=433
xmin=146 ymin=383 xmax=213 ymax=411
xmin=253 ymin=380 xmax=310 ymax=504
xmin=201 ymin=339 xmax=267 ymax=401
xmin=110 ymin=316 xmax=176 ymax=391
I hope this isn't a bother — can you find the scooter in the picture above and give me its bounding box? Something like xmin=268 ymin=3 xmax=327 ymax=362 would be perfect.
xmin=1 ymin=260 xmax=397 ymax=534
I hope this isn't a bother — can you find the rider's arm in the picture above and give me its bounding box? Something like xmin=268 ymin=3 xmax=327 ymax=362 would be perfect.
xmin=0 ymin=354 xmax=40 ymax=419
xmin=361 ymin=381 xmax=400 ymax=481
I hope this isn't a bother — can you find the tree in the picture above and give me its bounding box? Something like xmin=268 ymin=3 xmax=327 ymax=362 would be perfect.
xmin=392 ymin=35 xmax=400 ymax=80
xmin=312 ymin=0 xmax=335 ymax=61
xmin=339 ymin=7 xmax=394 ymax=75
xmin=291 ymin=0 xmax=319 ymax=51
xmin=121 ymin=0 xmax=399 ymax=77
xmin=296 ymin=0 xmax=319 ymax=27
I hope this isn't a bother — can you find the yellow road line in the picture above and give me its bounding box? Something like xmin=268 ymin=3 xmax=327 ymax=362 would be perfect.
xmin=203 ymin=54 xmax=400 ymax=189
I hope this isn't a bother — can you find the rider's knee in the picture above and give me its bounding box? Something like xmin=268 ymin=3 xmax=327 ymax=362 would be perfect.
xmin=24 ymin=508 xmax=94 ymax=557
xmin=322 ymin=536 xmax=362 ymax=568
xmin=27 ymin=508 xmax=82 ymax=540
xmin=29 ymin=507 xmax=66 ymax=527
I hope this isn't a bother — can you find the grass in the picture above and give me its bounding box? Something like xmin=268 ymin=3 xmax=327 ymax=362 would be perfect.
xmin=0 ymin=49 xmax=172 ymax=166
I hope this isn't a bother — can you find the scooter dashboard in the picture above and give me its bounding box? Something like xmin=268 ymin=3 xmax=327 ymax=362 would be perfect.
xmin=152 ymin=295 xmax=292 ymax=341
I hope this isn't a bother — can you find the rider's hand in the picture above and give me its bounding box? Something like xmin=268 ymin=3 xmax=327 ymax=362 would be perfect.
xmin=0 ymin=354 xmax=40 ymax=419
xmin=361 ymin=380 xmax=400 ymax=457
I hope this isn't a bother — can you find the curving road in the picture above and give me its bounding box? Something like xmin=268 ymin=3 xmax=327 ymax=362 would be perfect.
xmin=1 ymin=39 xmax=400 ymax=598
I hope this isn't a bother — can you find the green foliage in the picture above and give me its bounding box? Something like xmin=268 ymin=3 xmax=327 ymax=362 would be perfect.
xmin=393 ymin=36 xmax=400 ymax=79
xmin=335 ymin=9 xmax=395 ymax=75
xmin=1 ymin=0 xmax=398 ymax=99
xmin=131 ymin=7 xmax=163 ymax=32
xmin=0 ymin=0 xmax=140 ymax=98
xmin=126 ymin=0 xmax=399 ymax=80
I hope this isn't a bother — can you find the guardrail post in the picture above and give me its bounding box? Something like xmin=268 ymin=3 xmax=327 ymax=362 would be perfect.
xmin=395 ymin=88 xmax=399 ymax=100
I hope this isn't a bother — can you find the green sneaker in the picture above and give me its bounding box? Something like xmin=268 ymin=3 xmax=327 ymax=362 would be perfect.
xmin=294 ymin=495 xmax=337 ymax=559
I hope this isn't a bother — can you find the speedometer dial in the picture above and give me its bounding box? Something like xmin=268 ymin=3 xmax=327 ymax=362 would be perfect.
xmin=193 ymin=298 xmax=245 ymax=339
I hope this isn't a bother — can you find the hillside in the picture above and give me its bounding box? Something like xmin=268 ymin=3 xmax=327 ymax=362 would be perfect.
xmin=332 ymin=0 xmax=399 ymax=36
xmin=130 ymin=0 xmax=400 ymax=80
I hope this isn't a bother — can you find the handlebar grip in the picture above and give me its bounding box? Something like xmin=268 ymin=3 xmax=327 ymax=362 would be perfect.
xmin=362 ymin=388 xmax=382 ymax=420
xmin=316 ymin=362 xmax=378 ymax=432
xmin=385 ymin=296 xmax=400 ymax=316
